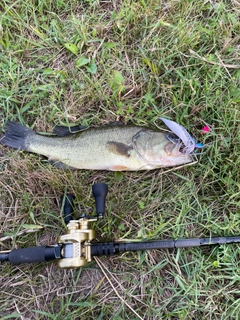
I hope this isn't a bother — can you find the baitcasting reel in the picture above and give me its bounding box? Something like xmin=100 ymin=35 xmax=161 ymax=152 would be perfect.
xmin=0 ymin=183 xmax=110 ymax=268
xmin=57 ymin=183 xmax=108 ymax=268
xmin=1 ymin=183 xmax=240 ymax=269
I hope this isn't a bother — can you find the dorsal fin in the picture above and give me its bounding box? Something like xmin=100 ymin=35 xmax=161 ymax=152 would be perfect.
xmin=53 ymin=125 xmax=88 ymax=137
xmin=104 ymin=121 xmax=124 ymax=127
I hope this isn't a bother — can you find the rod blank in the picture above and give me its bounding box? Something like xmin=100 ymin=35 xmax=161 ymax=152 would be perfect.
xmin=90 ymin=236 xmax=240 ymax=256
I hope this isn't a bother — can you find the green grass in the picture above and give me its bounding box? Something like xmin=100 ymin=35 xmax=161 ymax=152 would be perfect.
xmin=0 ymin=0 xmax=240 ymax=319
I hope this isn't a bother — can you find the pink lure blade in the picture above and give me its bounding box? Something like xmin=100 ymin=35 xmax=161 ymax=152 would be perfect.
xmin=201 ymin=126 xmax=210 ymax=134
xmin=160 ymin=118 xmax=196 ymax=154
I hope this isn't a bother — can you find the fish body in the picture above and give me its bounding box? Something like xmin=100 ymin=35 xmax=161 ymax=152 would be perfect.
xmin=0 ymin=122 xmax=192 ymax=171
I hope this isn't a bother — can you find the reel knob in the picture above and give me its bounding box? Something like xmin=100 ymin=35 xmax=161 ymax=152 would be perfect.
xmin=92 ymin=183 xmax=108 ymax=218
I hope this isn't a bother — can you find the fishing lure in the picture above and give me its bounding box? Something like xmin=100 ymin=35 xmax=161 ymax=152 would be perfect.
xmin=201 ymin=126 xmax=210 ymax=134
xmin=160 ymin=118 xmax=201 ymax=154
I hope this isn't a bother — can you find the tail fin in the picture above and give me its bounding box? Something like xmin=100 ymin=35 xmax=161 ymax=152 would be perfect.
xmin=0 ymin=121 xmax=36 ymax=151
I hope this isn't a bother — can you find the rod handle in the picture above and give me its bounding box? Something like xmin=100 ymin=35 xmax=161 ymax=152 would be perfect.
xmin=2 ymin=246 xmax=62 ymax=264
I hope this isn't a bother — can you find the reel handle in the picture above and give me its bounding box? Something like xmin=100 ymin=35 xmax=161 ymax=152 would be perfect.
xmin=61 ymin=194 xmax=75 ymax=224
xmin=92 ymin=183 xmax=108 ymax=218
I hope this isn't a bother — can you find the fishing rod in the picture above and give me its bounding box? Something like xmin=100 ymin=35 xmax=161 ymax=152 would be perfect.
xmin=0 ymin=183 xmax=240 ymax=268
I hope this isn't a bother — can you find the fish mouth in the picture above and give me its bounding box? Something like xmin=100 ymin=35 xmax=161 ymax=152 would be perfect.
xmin=164 ymin=141 xmax=193 ymax=164
xmin=165 ymin=141 xmax=183 ymax=155
xmin=165 ymin=134 xmax=192 ymax=156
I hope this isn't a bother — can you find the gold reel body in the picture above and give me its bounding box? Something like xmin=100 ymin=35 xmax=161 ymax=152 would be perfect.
xmin=57 ymin=218 xmax=96 ymax=268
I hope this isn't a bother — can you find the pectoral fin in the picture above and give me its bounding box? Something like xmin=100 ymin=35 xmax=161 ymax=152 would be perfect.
xmin=107 ymin=141 xmax=133 ymax=157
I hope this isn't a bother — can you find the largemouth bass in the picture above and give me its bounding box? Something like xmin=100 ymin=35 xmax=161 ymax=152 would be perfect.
xmin=0 ymin=122 xmax=192 ymax=171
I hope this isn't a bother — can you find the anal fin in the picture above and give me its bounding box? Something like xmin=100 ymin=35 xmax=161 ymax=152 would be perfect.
xmin=48 ymin=159 xmax=75 ymax=170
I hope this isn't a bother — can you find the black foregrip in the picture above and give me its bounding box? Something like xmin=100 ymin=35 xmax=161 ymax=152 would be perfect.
xmin=7 ymin=246 xmax=61 ymax=264
xmin=91 ymin=242 xmax=116 ymax=256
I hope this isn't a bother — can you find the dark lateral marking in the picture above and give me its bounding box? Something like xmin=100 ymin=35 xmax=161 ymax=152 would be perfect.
xmin=107 ymin=141 xmax=133 ymax=157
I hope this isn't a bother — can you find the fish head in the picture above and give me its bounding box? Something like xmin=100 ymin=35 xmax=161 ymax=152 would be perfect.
xmin=132 ymin=130 xmax=192 ymax=168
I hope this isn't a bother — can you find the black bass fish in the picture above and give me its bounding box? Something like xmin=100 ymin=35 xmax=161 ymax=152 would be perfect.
xmin=0 ymin=122 xmax=192 ymax=171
